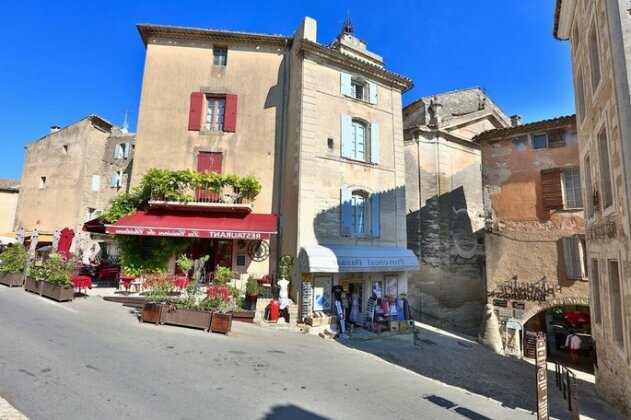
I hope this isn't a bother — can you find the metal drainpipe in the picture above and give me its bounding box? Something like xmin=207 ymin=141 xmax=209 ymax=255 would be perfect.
xmin=274 ymin=38 xmax=291 ymax=277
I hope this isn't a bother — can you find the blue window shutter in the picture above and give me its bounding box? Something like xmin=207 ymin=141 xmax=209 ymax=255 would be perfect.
xmin=341 ymin=114 xmax=353 ymax=158
xmin=123 ymin=143 xmax=130 ymax=158
xmin=111 ymin=172 xmax=118 ymax=187
xmin=340 ymin=72 xmax=352 ymax=96
xmin=340 ymin=186 xmax=353 ymax=237
xmin=371 ymin=192 xmax=381 ymax=237
xmin=113 ymin=145 xmax=119 ymax=160
xmin=370 ymin=122 xmax=380 ymax=164
xmin=369 ymin=81 xmax=377 ymax=104
xmin=91 ymin=175 xmax=100 ymax=192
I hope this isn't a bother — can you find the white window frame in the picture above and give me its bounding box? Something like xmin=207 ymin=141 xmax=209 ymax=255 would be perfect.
xmin=351 ymin=191 xmax=368 ymax=237
xmin=561 ymin=168 xmax=583 ymax=209
xmin=351 ymin=119 xmax=368 ymax=161
xmin=205 ymin=96 xmax=226 ymax=131
xmin=351 ymin=78 xmax=367 ymax=101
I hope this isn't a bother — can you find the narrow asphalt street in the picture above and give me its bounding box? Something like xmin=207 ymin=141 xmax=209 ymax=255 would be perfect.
xmin=0 ymin=286 xmax=621 ymax=420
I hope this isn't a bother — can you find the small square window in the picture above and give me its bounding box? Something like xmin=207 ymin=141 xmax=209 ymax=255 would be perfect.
xmin=327 ymin=137 xmax=334 ymax=150
xmin=39 ymin=176 xmax=47 ymax=189
xmin=532 ymin=134 xmax=548 ymax=149
xmin=213 ymin=47 xmax=227 ymax=66
xmin=236 ymin=254 xmax=246 ymax=267
xmin=351 ymin=80 xmax=366 ymax=100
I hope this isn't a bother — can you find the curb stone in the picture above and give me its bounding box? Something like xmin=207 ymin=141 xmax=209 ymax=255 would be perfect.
xmin=0 ymin=396 xmax=27 ymax=419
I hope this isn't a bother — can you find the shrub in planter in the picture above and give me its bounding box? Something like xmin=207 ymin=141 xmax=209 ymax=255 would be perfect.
xmin=0 ymin=244 xmax=27 ymax=287
xmin=36 ymin=253 xmax=76 ymax=302
xmin=141 ymin=274 xmax=171 ymax=324
xmin=244 ymin=276 xmax=259 ymax=311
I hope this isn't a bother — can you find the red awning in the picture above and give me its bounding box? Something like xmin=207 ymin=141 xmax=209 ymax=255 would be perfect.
xmin=105 ymin=211 xmax=277 ymax=240
xmin=83 ymin=217 xmax=106 ymax=234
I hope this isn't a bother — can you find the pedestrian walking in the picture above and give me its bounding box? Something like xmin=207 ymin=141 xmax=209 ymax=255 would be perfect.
xmin=565 ymin=329 xmax=582 ymax=364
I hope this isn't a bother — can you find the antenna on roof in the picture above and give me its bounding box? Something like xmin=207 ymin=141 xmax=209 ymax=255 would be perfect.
xmin=342 ymin=11 xmax=354 ymax=35
xmin=122 ymin=108 xmax=129 ymax=134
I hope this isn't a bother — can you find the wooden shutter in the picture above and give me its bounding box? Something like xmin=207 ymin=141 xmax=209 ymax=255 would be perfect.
xmin=340 ymin=72 xmax=352 ymax=96
xmin=547 ymin=129 xmax=565 ymax=148
xmin=188 ymin=92 xmax=204 ymax=131
xmin=562 ymin=236 xmax=584 ymax=279
xmin=541 ymin=168 xmax=563 ymax=210
xmin=340 ymin=186 xmax=353 ymax=237
xmin=369 ymin=81 xmax=377 ymax=104
xmin=197 ymin=152 xmax=223 ymax=173
xmin=341 ymin=114 xmax=353 ymax=158
xmin=371 ymin=192 xmax=381 ymax=237
xmin=224 ymin=94 xmax=238 ymax=132
xmin=370 ymin=122 xmax=380 ymax=164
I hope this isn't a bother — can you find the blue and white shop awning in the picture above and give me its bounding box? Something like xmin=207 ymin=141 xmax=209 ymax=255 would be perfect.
xmin=299 ymin=245 xmax=420 ymax=273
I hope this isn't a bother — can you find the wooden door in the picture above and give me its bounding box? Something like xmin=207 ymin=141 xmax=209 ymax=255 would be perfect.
xmin=196 ymin=152 xmax=223 ymax=201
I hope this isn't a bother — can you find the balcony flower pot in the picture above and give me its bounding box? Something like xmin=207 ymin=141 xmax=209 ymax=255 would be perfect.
xmin=41 ymin=281 xmax=74 ymax=302
xmin=0 ymin=272 xmax=24 ymax=287
xmin=161 ymin=305 xmax=212 ymax=332
xmin=141 ymin=303 xmax=164 ymax=324
xmin=24 ymin=277 xmax=43 ymax=295
xmin=210 ymin=312 xmax=232 ymax=334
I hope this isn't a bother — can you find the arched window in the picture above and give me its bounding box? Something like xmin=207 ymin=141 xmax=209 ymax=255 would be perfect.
xmin=341 ymin=186 xmax=380 ymax=238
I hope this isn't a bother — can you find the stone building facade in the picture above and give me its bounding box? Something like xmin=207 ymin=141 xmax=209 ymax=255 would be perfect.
xmin=126 ymin=18 xmax=418 ymax=322
xmin=555 ymin=1 xmax=631 ymax=415
xmin=15 ymin=115 xmax=134 ymax=250
xmin=403 ymin=87 xmax=511 ymax=335
xmin=476 ymin=115 xmax=589 ymax=356
xmin=0 ymin=179 xmax=19 ymax=234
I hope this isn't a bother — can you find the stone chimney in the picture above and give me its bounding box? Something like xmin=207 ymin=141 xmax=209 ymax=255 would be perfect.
xmin=510 ymin=115 xmax=522 ymax=127
xmin=428 ymin=98 xmax=443 ymax=128
xmin=50 ymin=125 xmax=60 ymax=133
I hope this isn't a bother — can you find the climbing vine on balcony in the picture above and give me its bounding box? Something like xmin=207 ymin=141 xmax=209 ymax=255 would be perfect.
xmin=100 ymin=168 xmax=262 ymax=223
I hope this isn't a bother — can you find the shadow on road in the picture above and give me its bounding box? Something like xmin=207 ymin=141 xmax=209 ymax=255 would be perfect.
xmin=263 ymin=404 xmax=331 ymax=420
xmin=337 ymin=323 xmax=624 ymax=420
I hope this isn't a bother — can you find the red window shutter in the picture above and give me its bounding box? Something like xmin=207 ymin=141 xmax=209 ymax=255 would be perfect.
xmin=188 ymin=92 xmax=204 ymax=131
xmin=224 ymin=94 xmax=238 ymax=132
xmin=541 ymin=168 xmax=564 ymax=210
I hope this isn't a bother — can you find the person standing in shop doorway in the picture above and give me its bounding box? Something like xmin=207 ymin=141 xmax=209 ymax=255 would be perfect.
xmin=565 ymin=329 xmax=582 ymax=364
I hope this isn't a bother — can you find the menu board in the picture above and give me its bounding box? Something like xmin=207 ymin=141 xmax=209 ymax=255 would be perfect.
xmin=300 ymin=280 xmax=313 ymax=320
xmin=524 ymin=331 xmax=538 ymax=359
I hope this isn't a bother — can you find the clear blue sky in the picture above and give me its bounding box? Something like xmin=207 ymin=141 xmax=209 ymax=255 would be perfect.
xmin=0 ymin=0 xmax=574 ymax=179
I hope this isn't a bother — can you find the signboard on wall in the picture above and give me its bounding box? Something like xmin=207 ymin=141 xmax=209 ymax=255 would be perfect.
xmin=535 ymin=334 xmax=549 ymax=420
xmin=300 ymin=279 xmax=313 ymax=320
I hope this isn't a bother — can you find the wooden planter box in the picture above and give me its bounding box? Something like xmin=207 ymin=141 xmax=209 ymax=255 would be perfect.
xmin=161 ymin=306 xmax=212 ymax=331
xmin=24 ymin=277 xmax=43 ymax=294
xmin=41 ymin=281 xmax=74 ymax=302
xmin=231 ymin=310 xmax=256 ymax=323
xmin=0 ymin=272 xmax=24 ymax=287
xmin=210 ymin=312 xmax=232 ymax=334
xmin=141 ymin=303 xmax=164 ymax=324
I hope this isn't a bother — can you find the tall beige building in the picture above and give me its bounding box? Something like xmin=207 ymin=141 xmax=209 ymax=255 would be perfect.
xmin=555 ymin=1 xmax=631 ymax=415
xmin=118 ymin=17 xmax=418 ymax=324
xmin=16 ymin=115 xmax=134 ymax=251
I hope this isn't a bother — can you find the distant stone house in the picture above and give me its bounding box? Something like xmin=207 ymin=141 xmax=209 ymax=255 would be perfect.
xmin=0 ymin=178 xmax=20 ymax=234
xmin=403 ymin=87 xmax=511 ymax=335
xmin=476 ymin=114 xmax=589 ymax=357
xmin=15 ymin=115 xmax=134 ymax=253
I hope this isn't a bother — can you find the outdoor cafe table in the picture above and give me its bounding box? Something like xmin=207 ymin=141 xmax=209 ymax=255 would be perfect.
xmin=71 ymin=275 xmax=92 ymax=295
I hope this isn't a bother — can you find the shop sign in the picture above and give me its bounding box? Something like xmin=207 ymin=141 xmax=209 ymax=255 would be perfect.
xmin=493 ymin=299 xmax=508 ymax=307
xmin=336 ymin=256 xmax=413 ymax=272
xmin=106 ymin=226 xmax=269 ymax=240
xmin=535 ymin=334 xmax=549 ymax=420
xmin=512 ymin=301 xmax=526 ymax=310
xmin=488 ymin=278 xmax=559 ymax=302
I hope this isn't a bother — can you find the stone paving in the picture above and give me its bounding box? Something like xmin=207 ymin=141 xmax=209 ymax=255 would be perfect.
xmin=339 ymin=321 xmax=625 ymax=420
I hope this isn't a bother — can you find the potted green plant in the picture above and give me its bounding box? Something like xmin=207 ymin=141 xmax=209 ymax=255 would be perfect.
xmin=25 ymin=262 xmax=46 ymax=295
xmin=0 ymin=244 xmax=27 ymax=287
xmin=176 ymin=254 xmax=193 ymax=278
xmin=236 ymin=176 xmax=262 ymax=204
xmin=39 ymin=253 xmax=75 ymax=302
xmin=244 ymin=276 xmax=259 ymax=311
xmin=208 ymin=265 xmax=234 ymax=333
xmin=141 ymin=274 xmax=170 ymax=324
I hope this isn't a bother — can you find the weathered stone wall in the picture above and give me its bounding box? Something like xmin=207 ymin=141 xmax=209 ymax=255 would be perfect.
xmin=561 ymin=0 xmax=631 ymax=415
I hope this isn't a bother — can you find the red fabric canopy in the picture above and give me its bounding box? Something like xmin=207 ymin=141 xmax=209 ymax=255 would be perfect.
xmin=105 ymin=211 xmax=277 ymax=240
